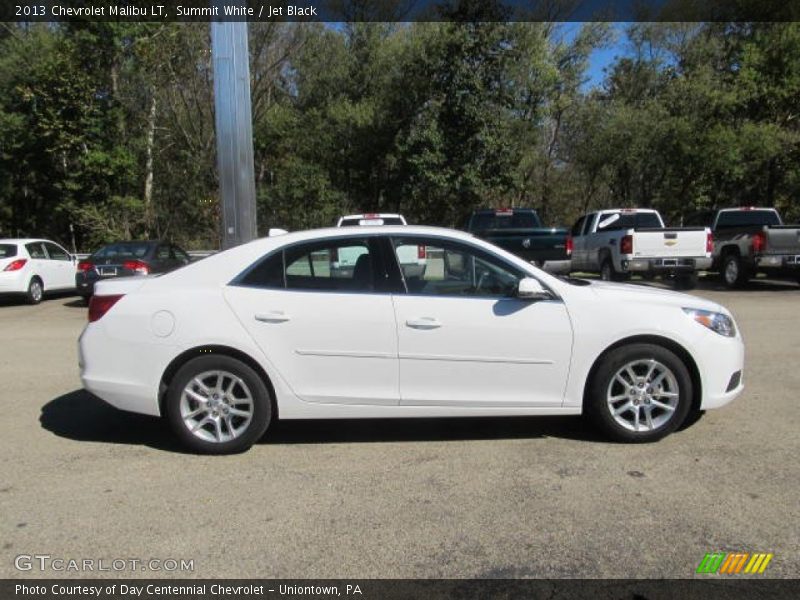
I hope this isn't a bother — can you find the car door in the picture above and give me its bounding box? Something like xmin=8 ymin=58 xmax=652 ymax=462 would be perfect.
xmin=389 ymin=236 xmax=573 ymax=407
xmin=224 ymin=236 xmax=401 ymax=406
xmin=24 ymin=242 xmax=50 ymax=288
xmin=42 ymin=242 xmax=75 ymax=290
xmin=569 ymin=216 xmax=586 ymax=271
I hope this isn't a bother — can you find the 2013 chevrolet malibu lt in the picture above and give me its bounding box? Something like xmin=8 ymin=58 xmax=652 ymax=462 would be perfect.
xmin=78 ymin=226 xmax=745 ymax=453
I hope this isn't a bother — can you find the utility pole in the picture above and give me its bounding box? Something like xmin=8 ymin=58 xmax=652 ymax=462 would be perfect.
xmin=211 ymin=4 xmax=257 ymax=249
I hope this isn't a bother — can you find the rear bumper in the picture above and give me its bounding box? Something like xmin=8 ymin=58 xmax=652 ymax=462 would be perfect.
xmin=755 ymin=254 xmax=800 ymax=269
xmin=0 ymin=271 xmax=27 ymax=294
xmin=622 ymin=257 xmax=712 ymax=273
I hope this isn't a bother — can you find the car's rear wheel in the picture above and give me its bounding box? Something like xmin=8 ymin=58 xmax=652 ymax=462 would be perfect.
xmin=600 ymin=258 xmax=619 ymax=282
xmin=165 ymin=355 xmax=271 ymax=454
xmin=588 ymin=343 xmax=692 ymax=443
xmin=27 ymin=277 xmax=43 ymax=305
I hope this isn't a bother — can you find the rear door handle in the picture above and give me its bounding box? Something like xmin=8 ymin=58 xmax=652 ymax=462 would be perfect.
xmin=255 ymin=311 xmax=290 ymax=323
xmin=406 ymin=317 xmax=442 ymax=330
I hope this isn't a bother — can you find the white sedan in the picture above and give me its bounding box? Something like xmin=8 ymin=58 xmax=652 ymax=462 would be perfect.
xmin=78 ymin=226 xmax=744 ymax=453
xmin=1 ymin=238 xmax=77 ymax=304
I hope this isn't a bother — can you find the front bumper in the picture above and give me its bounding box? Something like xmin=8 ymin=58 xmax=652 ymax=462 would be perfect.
xmin=696 ymin=329 xmax=745 ymax=410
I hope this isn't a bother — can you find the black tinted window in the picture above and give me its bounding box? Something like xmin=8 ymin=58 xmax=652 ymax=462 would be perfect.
xmin=716 ymin=210 xmax=781 ymax=229
xmin=470 ymin=212 xmax=539 ymax=230
xmin=570 ymin=217 xmax=586 ymax=237
xmin=598 ymin=211 xmax=662 ymax=231
xmin=238 ymin=251 xmax=284 ymax=288
xmin=0 ymin=244 xmax=17 ymax=258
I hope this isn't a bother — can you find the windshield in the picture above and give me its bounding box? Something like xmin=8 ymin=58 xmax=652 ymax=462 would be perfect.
xmin=0 ymin=244 xmax=17 ymax=258
xmin=471 ymin=212 xmax=539 ymax=230
xmin=716 ymin=210 xmax=781 ymax=229
xmin=92 ymin=242 xmax=151 ymax=260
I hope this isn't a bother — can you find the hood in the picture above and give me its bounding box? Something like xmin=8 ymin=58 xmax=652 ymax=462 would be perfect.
xmin=588 ymin=280 xmax=726 ymax=314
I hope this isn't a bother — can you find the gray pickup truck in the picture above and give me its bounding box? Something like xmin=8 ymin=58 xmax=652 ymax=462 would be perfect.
xmin=465 ymin=208 xmax=569 ymax=271
xmin=686 ymin=207 xmax=800 ymax=288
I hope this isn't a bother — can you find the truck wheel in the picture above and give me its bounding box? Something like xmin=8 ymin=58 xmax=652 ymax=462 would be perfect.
xmin=721 ymin=253 xmax=749 ymax=289
xmin=673 ymin=273 xmax=697 ymax=290
xmin=600 ymin=258 xmax=627 ymax=282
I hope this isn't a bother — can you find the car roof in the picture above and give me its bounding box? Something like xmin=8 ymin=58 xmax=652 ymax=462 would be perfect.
xmin=597 ymin=208 xmax=660 ymax=214
xmin=339 ymin=213 xmax=404 ymax=219
xmin=0 ymin=238 xmax=55 ymax=245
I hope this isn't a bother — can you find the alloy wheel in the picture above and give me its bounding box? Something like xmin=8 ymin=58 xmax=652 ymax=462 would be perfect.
xmin=606 ymin=359 xmax=679 ymax=432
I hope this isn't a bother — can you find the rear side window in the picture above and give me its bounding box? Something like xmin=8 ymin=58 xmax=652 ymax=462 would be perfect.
xmin=44 ymin=242 xmax=70 ymax=261
xmin=235 ymin=238 xmax=380 ymax=293
xmin=715 ymin=210 xmax=781 ymax=229
xmin=0 ymin=244 xmax=17 ymax=258
xmin=25 ymin=243 xmax=46 ymax=259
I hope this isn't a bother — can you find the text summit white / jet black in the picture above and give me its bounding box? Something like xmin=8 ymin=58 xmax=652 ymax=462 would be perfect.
xmin=78 ymin=226 xmax=744 ymax=453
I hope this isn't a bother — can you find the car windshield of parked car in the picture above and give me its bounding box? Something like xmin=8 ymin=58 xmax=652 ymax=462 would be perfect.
xmin=394 ymin=238 xmax=521 ymax=297
xmin=716 ymin=210 xmax=782 ymax=229
xmin=93 ymin=242 xmax=151 ymax=260
xmin=471 ymin=212 xmax=537 ymax=230
xmin=0 ymin=244 xmax=17 ymax=258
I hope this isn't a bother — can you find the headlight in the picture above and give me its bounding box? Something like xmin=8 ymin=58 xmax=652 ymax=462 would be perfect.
xmin=683 ymin=308 xmax=736 ymax=337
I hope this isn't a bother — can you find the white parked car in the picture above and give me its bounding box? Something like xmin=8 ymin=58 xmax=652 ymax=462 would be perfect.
xmin=0 ymin=238 xmax=77 ymax=304
xmin=79 ymin=226 xmax=744 ymax=453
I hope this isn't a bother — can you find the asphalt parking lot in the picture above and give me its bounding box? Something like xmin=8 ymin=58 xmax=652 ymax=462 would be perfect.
xmin=1 ymin=277 xmax=798 ymax=579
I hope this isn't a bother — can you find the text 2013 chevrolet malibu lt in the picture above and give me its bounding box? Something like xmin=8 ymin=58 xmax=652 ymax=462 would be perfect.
xmin=78 ymin=226 xmax=744 ymax=453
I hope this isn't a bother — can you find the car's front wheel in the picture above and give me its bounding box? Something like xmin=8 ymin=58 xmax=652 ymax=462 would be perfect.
xmin=588 ymin=343 xmax=692 ymax=443
xmin=165 ymin=355 xmax=272 ymax=454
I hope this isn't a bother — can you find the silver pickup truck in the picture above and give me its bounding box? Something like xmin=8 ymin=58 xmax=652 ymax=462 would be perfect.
xmin=568 ymin=208 xmax=712 ymax=287
xmin=685 ymin=207 xmax=800 ymax=288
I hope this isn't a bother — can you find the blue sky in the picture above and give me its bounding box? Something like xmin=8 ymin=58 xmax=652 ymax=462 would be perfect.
xmin=560 ymin=22 xmax=630 ymax=90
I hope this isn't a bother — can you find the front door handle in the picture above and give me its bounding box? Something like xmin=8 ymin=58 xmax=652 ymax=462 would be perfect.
xmin=255 ymin=311 xmax=290 ymax=323
xmin=406 ymin=317 xmax=442 ymax=330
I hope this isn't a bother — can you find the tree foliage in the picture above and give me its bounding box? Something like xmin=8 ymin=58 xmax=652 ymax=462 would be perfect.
xmin=0 ymin=18 xmax=798 ymax=251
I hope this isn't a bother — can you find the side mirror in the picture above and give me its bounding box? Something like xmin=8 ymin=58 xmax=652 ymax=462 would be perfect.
xmin=517 ymin=277 xmax=553 ymax=301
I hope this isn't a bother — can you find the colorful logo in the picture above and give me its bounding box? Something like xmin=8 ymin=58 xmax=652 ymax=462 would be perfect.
xmin=696 ymin=552 xmax=773 ymax=574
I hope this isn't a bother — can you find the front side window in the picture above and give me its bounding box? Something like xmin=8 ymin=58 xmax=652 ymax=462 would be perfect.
xmin=393 ymin=237 xmax=522 ymax=298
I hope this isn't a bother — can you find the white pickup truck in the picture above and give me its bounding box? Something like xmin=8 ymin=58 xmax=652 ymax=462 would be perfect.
xmin=568 ymin=208 xmax=713 ymax=287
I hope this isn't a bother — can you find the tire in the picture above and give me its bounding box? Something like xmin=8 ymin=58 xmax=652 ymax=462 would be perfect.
xmin=587 ymin=343 xmax=693 ymax=443
xmin=721 ymin=253 xmax=749 ymax=289
xmin=165 ymin=355 xmax=272 ymax=454
xmin=26 ymin=277 xmax=43 ymax=305
xmin=673 ymin=273 xmax=698 ymax=290
xmin=600 ymin=258 xmax=618 ymax=282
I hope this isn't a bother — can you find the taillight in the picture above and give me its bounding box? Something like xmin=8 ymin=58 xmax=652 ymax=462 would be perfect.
xmin=88 ymin=294 xmax=123 ymax=322
xmin=417 ymin=245 xmax=426 ymax=260
xmin=752 ymin=231 xmax=766 ymax=253
xmin=706 ymin=231 xmax=714 ymax=254
xmin=3 ymin=259 xmax=27 ymax=272
xmin=620 ymin=234 xmax=633 ymax=255
xmin=122 ymin=259 xmax=150 ymax=275
xmin=77 ymin=260 xmax=94 ymax=272
xmin=565 ymin=235 xmax=573 ymax=256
